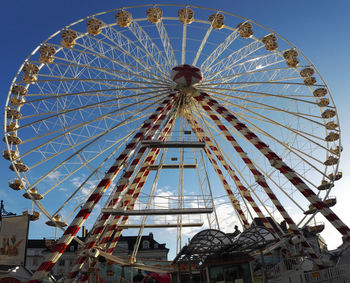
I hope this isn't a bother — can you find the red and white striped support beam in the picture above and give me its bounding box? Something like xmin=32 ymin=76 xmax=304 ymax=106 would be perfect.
xmin=100 ymin=149 xmax=160 ymax=251
xmin=101 ymin=121 xmax=176 ymax=257
xmin=187 ymin=116 xmax=281 ymax=237
xmin=186 ymin=116 xmax=250 ymax=228
xmin=68 ymin=123 xmax=175 ymax=279
xmin=195 ymin=91 xmax=350 ymax=243
xmin=67 ymin=103 xmax=178 ymax=282
xmin=102 ymin=122 xmax=176 ymax=254
xmin=194 ymin=92 xmax=326 ymax=267
xmin=75 ymin=117 xmax=176 ymax=282
xmin=76 ymin=151 xmax=163 ymax=283
xmin=29 ymin=93 xmax=178 ymax=283
xmin=73 ymin=132 xmax=172 ymax=283
xmin=102 ymin=151 xmax=159 ymax=255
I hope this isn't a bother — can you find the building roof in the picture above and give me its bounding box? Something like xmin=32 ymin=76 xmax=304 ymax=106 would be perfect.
xmin=27 ymin=237 xmax=82 ymax=251
xmin=27 ymin=239 xmax=48 ymax=249
xmin=173 ymin=226 xmax=277 ymax=264
xmin=27 ymin=233 xmax=168 ymax=252
xmin=228 ymin=226 xmax=276 ymax=253
xmin=173 ymin=229 xmax=234 ymax=263
xmin=118 ymin=232 xmax=169 ymax=251
xmin=252 ymin=217 xmax=287 ymax=235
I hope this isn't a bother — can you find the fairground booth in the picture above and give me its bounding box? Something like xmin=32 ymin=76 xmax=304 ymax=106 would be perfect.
xmin=171 ymin=227 xmax=276 ymax=283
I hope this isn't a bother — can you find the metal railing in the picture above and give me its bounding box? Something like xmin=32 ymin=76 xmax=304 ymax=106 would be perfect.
xmin=268 ymin=262 xmax=350 ymax=283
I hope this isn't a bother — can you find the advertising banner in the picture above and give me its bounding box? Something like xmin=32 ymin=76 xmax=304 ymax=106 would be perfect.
xmin=0 ymin=215 xmax=29 ymax=266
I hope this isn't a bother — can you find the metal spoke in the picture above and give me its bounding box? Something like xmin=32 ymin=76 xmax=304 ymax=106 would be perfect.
xmin=203 ymin=40 xmax=264 ymax=78
xmin=203 ymin=88 xmax=329 ymax=128
xmin=128 ymin=20 xmax=171 ymax=71
xmin=156 ymin=20 xmax=177 ymax=67
xmin=200 ymin=29 xmax=239 ymax=72
xmin=18 ymin=90 xmax=169 ymax=130
xmin=192 ymin=25 xmax=213 ymax=66
xmin=25 ymin=94 xmax=170 ymax=190
xmin=82 ymin=26 xmax=169 ymax=79
xmin=181 ymin=22 xmax=187 ymax=65
xmin=52 ymin=130 xmax=135 ymax=216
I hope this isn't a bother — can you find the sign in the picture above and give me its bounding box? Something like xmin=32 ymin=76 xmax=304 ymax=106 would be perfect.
xmin=0 ymin=215 xmax=29 ymax=265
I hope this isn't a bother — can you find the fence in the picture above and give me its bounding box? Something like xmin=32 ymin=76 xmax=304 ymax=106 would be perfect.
xmin=269 ymin=262 xmax=350 ymax=283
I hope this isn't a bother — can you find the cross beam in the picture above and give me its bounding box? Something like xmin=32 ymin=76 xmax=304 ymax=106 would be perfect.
xmin=141 ymin=141 xmax=205 ymax=148
xmin=118 ymin=223 xmax=204 ymax=228
xmin=102 ymin=207 xmax=213 ymax=216
xmin=149 ymin=164 xmax=197 ymax=170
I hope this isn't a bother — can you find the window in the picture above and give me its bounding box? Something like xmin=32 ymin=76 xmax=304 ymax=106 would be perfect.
xmin=118 ymin=242 xmax=128 ymax=249
xmin=59 ymin=259 xmax=65 ymax=266
xmin=69 ymin=246 xmax=74 ymax=252
xmin=33 ymin=257 xmax=38 ymax=266
xmin=154 ymin=243 xmax=158 ymax=249
xmin=143 ymin=240 xmax=149 ymax=249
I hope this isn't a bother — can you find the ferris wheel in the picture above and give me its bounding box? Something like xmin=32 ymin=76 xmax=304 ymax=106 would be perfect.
xmin=3 ymin=4 xmax=350 ymax=282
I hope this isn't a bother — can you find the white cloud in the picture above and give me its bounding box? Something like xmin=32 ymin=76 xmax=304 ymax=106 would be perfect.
xmin=69 ymin=176 xmax=98 ymax=199
xmin=46 ymin=170 xmax=61 ymax=181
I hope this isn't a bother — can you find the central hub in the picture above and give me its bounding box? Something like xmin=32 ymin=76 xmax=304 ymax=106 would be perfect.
xmin=170 ymin=64 xmax=202 ymax=116
xmin=171 ymin=64 xmax=202 ymax=88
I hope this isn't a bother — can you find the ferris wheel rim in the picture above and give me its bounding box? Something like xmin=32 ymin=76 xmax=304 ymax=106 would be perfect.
xmin=4 ymin=3 xmax=340 ymax=225
xmin=3 ymin=7 xmax=346 ymax=279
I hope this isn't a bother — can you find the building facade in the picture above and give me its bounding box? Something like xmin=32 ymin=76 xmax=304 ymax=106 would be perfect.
xmin=25 ymin=232 xmax=169 ymax=280
xmin=112 ymin=232 xmax=169 ymax=261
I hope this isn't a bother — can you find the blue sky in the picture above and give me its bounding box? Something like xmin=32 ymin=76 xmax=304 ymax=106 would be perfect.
xmin=1 ymin=0 xmax=350 ymax=260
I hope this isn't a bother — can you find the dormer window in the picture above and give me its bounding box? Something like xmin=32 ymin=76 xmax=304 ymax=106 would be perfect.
xmin=143 ymin=240 xmax=150 ymax=249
